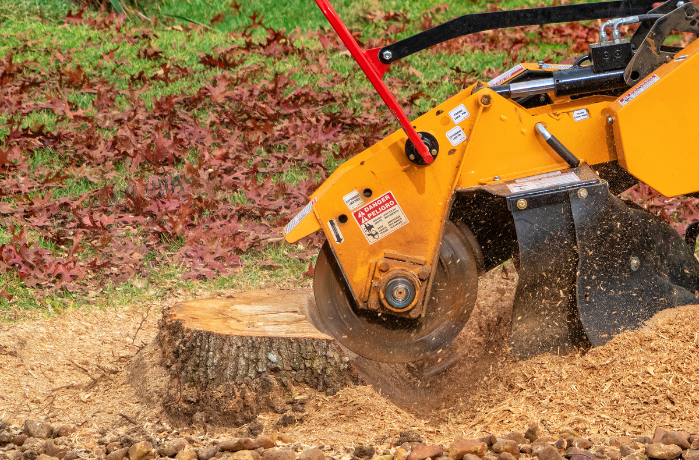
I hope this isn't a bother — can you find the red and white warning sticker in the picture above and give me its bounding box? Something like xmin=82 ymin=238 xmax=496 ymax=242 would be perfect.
xmin=507 ymin=171 xmax=581 ymax=193
xmin=352 ymin=191 xmax=409 ymax=244
xmin=487 ymin=64 xmax=525 ymax=86
xmin=619 ymin=74 xmax=659 ymax=106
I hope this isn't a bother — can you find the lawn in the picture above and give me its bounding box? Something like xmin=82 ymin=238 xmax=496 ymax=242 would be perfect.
xmin=0 ymin=0 xmax=609 ymax=318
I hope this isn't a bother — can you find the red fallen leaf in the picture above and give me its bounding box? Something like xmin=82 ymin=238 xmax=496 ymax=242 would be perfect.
xmin=199 ymin=53 xmax=242 ymax=70
xmin=65 ymin=8 xmax=86 ymax=24
xmin=210 ymin=12 xmax=224 ymax=24
xmin=0 ymin=288 xmax=12 ymax=301
xmin=302 ymin=261 xmax=315 ymax=278
xmin=137 ymin=45 xmax=164 ymax=60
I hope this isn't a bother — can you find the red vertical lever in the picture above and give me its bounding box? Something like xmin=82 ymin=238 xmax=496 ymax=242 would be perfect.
xmin=313 ymin=0 xmax=433 ymax=165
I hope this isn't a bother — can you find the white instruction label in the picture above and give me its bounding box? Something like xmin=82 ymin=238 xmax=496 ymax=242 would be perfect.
xmin=448 ymin=104 xmax=470 ymax=124
xmin=327 ymin=219 xmax=344 ymax=244
xmin=284 ymin=197 xmax=317 ymax=235
xmin=487 ymin=64 xmax=525 ymax=86
xmin=540 ymin=64 xmax=572 ymax=70
xmin=352 ymin=191 xmax=409 ymax=245
xmin=507 ymin=171 xmax=581 ymax=193
xmin=572 ymin=108 xmax=589 ymax=122
xmin=446 ymin=126 xmax=467 ymax=146
xmin=619 ymin=74 xmax=660 ymax=106
xmin=342 ymin=190 xmax=364 ymax=211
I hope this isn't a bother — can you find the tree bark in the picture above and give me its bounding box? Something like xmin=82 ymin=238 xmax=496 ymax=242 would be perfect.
xmin=128 ymin=289 xmax=359 ymax=427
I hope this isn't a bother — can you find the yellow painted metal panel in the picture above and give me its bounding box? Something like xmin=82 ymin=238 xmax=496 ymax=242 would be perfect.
xmin=610 ymin=38 xmax=699 ymax=197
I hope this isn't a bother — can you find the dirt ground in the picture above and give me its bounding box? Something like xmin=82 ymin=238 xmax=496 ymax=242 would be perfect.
xmin=2 ymin=268 xmax=699 ymax=451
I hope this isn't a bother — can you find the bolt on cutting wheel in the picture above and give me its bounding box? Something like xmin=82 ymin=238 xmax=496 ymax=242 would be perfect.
xmin=311 ymin=221 xmax=478 ymax=363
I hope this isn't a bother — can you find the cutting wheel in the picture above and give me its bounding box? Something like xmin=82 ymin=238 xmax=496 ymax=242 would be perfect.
xmin=312 ymin=221 xmax=479 ymax=363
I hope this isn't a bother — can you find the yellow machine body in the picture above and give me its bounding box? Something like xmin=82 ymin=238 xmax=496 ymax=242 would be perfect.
xmin=610 ymin=37 xmax=699 ymax=197
xmin=285 ymin=44 xmax=699 ymax=313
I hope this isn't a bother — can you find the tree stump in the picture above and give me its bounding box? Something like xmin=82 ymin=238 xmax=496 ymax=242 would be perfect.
xmin=128 ymin=289 xmax=360 ymax=427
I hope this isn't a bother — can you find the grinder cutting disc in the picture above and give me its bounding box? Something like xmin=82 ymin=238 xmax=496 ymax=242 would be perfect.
xmin=311 ymin=221 xmax=478 ymax=363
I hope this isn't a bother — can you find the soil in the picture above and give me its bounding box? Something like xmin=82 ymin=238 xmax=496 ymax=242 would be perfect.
xmin=2 ymin=266 xmax=699 ymax=455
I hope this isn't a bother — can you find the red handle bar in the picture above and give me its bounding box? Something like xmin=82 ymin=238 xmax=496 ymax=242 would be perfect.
xmin=313 ymin=0 xmax=433 ymax=164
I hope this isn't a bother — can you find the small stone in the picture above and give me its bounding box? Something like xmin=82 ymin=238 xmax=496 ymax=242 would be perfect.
xmin=176 ymin=448 xmax=198 ymax=460
xmin=620 ymin=446 xmax=634 ymax=458
xmin=521 ymin=447 xmax=533 ymax=456
xmin=36 ymin=455 xmax=58 ymax=460
xmin=199 ymin=447 xmax=219 ymax=460
xmin=107 ymin=448 xmax=130 ymax=460
xmin=231 ymin=451 xmax=258 ymax=460
xmin=256 ymin=438 xmax=275 ymax=450
xmin=448 ymin=439 xmax=487 ymax=459
xmin=480 ymin=437 xmax=497 ymax=447
xmin=632 ymin=438 xmax=651 ymax=446
xmin=299 ymin=448 xmax=325 ymax=460
xmin=525 ymin=426 xmax=539 ymax=444
xmin=396 ymin=433 xmax=423 ymax=446
xmin=354 ymin=446 xmax=376 ymax=459
xmin=683 ymin=450 xmax=699 ymax=460
xmin=52 ymin=427 xmax=74 ymax=439
xmin=160 ymin=440 xmax=189 ymax=458
xmin=0 ymin=431 xmax=13 ymax=444
xmin=492 ymin=441 xmax=519 ymax=458
xmin=607 ymin=449 xmax=621 ymax=460
xmin=407 ymin=445 xmax=442 ymax=460
xmin=622 ymin=455 xmax=641 ymax=460
xmin=630 ymin=443 xmax=644 ymax=451
xmin=464 ymin=455 xmax=482 ymax=460
xmin=63 ymin=452 xmax=79 ymax=460
xmin=645 ymin=444 xmax=682 ymax=460
xmin=574 ymin=440 xmax=594 ymax=450
xmin=654 ymin=430 xmax=668 ymax=445
xmin=662 ymin=434 xmax=690 ymax=450
xmin=395 ymin=448 xmax=408 ymax=460
xmin=22 ymin=452 xmax=38 ymax=460
xmin=538 ymin=446 xmax=564 ymax=460
xmin=247 ymin=423 xmax=264 ymax=438
xmin=13 ymin=436 xmax=28 ymax=447
xmin=43 ymin=441 xmax=67 ymax=459
xmin=107 ymin=443 xmax=123 ymax=454
xmin=129 ymin=441 xmax=156 ymax=460
xmin=555 ymin=440 xmax=567 ymax=451
xmin=22 ymin=422 xmax=52 ymax=440
xmin=536 ymin=438 xmax=552 ymax=444
xmin=499 ymin=454 xmax=517 ymax=460
xmin=21 ymin=439 xmax=44 ymax=454
xmin=690 ymin=437 xmax=699 ymax=449
xmin=531 ymin=443 xmax=550 ymax=457
xmin=505 ymin=434 xmax=526 ymax=446
xmin=261 ymin=450 xmax=295 ymax=460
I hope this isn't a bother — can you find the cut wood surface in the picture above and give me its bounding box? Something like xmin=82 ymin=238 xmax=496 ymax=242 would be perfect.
xmin=128 ymin=289 xmax=360 ymax=427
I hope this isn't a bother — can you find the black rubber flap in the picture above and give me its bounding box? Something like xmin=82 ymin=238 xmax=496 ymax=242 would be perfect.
xmin=570 ymin=183 xmax=699 ymax=346
xmin=509 ymin=196 xmax=588 ymax=360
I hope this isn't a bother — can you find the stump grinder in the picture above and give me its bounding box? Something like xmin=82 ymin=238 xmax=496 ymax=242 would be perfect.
xmin=284 ymin=0 xmax=699 ymax=362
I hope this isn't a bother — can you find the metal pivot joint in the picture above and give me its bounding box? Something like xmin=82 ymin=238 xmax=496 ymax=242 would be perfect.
xmin=405 ymin=132 xmax=439 ymax=165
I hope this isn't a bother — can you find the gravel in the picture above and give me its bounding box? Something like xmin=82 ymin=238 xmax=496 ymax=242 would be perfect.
xmin=2 ymin=418 xmax=699 ymax=460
